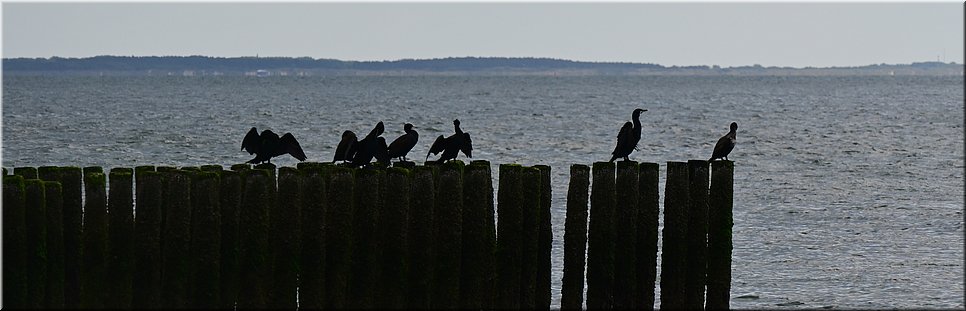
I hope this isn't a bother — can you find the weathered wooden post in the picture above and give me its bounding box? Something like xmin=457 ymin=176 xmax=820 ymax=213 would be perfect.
xmin=107 ymin=168 xmax=135 ymax=309
xmin=299 ymin=165 xmax=327 ymax=310
xmin=495 ymin=164 xmax=523 ymax=310
xmin=25 ymin=179 xmax=48 ymax=309
xmin=637 ymin=162 xmax=661 ymax=310
xmin=520 ymin=166 xmax=542 ymax=309
xmin=189 ymin=171 xmax=221 ymax=308
xmin=346 ymin=168 xmax=383 ymax=309
xmin=587 ymin=162 xmax=616 ymax=310
xmin=161 ymin=170 xmax=192 ymax=309
xmin=434 ymin=161 xmax=464 ymax=309
xmin=59 ymin=167 xmax=83 ymax=308
xmin=614 ymin=161 xmax=640 ymax=309
xmin=237 ymin=169 xmax=272 ymax=309
xmin=3 ymin=175 xmax=28 ymax=308
xmin=379 ymin=167 xmax=412 ymax=309
xmin=660 ymin=162 xmax=691 ymax=310
xmin=231 ymin=163 xmax=250 ymax=171
xmin=38 ymin=167 xmax=65 ymax=309
xmin=269 ymin=167 xmax=301 ymax=309
xmin=408 ymin=165 xmax=436 ymax=310
xmin=460 ymin=161 xmax=492 ymax=310
xmin=561 ymin=164 xmax=590 ymax=311
xmin=132 ymin=170 xmax=163 ymax=309
xmin=324 ymin=167 xmax=355 ymax=310
xmin=15 ymin=166 xmax=39 ymax=179
xmin=477 ymin=160 xmax=498 ymax=311
xmin=81 ymin=167 xmax=107 ymax=309
xmin=217 ymin=168 xmax=241 ymax=309
xmin=535 ymin=165 xmax=553 ymax=310
xmin=686 ymin=160 xmax=710 ymax=309
xmin=706 ymin=161 xmax=734 ymax=310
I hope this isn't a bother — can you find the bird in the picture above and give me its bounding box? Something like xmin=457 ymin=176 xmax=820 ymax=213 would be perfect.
xmin=427 ymin=119 xmax=473 ymax=163
xmin=351 ymin=121 xmax=390 ymax=167
xmin=387 ymin=123 xmax=419 ymax=162
xmin=609 ymin=108 xmax=647 ymax=162
xmin=333 ymin=130 xmax=357 ymax=163
xmin=709 ymin=122 xmax=738 ymax=161
xmin=240 ymin=127 xmax=307 ymax=164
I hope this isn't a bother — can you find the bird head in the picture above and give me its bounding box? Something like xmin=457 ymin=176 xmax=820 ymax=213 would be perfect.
xmin=404 ymin=123 xmax=414 ymax=131
xmin=633 ymin=108 xmax=647 ymax=117
xmin=453 ymin=119 xmax=461 ymax=126
xmin=730 ymin=122 xmax=738 ymax=131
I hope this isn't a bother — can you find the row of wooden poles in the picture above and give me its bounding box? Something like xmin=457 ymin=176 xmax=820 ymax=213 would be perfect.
xmin=1 ymin=159 xmax=733 ymax=310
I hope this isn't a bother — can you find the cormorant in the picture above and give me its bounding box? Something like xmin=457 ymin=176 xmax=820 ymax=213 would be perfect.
xmin=609 ymin=108 xmax=647 ymax=162
xmin=387 ymin=123 xmax=419 ymax=162
xmin=351 ymin=121 xmax=390 ymax=166
xmin=241 ymin=127 xmax=307 ymax=164
xmin=709 ymin=122 xmax=738 ymax=161
xmin=427 ymin=119 xmax=473 ymax=162
xmin=333 ymin=130 xmax=357 ymax=163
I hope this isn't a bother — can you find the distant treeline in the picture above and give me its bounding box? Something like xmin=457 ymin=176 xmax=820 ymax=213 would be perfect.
xmin=2 ymin=55 xmax=962 ymax=76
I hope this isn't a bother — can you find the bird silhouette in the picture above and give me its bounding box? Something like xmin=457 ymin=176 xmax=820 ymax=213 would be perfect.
xmin=609 ymin=108 xmax=647 ymax=162
xmin=427 ymin=119 xmax=473 ymax=163
xmin=709 ymin=122 xmax=738 ymax=161
xmin=351 ymin=121 xmax=390 ymax=167
xmin=387 ymin=123 xmax=419 ymax=162
xmin=241 ymin=127 xmax=307 ymax=164
xmin=333 ymin=130 xmax=358 ymax=163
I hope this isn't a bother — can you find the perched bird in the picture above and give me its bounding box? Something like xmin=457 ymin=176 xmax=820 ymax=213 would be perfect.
xmin=387 ymin=123 xmax=419 ymax=162
xmin=709 ymin=122 xmax=738 ymax=161
xmin=333 ymin=130 xmax=358 ymax=163
xmin=351 ymin=121 xmax=390 ymax=166
xmin=241 ymin=127 xmax=307 ymax=164
xmin=427 ymin=119 xmax=473 ymax=163
xmin=609 ymin=108 xmax=647 ymax=162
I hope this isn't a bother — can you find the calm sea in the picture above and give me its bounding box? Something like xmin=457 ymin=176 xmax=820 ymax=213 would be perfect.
xmin=3 ymin=75 xmax=963 ymax=309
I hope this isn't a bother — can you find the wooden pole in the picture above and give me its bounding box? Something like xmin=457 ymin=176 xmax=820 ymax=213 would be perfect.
xmin=189 ymin=171 xmax=221 ymax=308
xmin=408 ymin=165 xmax=436 ymax=310
xmin=587 ymin=162 xmax=616 ymax=310
xmin=217 ymin=168 xmax=241 ymax=309
xmin=660 ymin=162 xmax=690 ymax=310
xmin=299 ymin=165 xmax=327 ymax=310
xmin=476 ymin=160 xmax=498 ymax=311
xmin=637 ymin=162 xmax=660 ymax=310
xmin=25 ymin=179 xmax=48 ymax=309
xmin=269 ymin=167 xmax=301 ymax=309
xmin=535 ymin=165 xmax=553 ymax=310
xmin=3 ymin=175 xmax=28 ymax=308
xmin=347 ymin=168 xmax=383 ymax=309
xmin=614 ymin=161 xmax=640 ymax=309
xmin=58 ymin=167 xmax=83 ymax=308
xmin=379 ymin=167 xmax=412 ymax=309
xmin=132 ymin=171 xmax=163 ymax=309
xmin=434 ymin=160 xmax=464 ymax=309
xmin=81 ymin=168 xmax=107 ymax=309
xmin=237 ymin=169 xmax=272 ymax=309
xmin=324 ymin=167 xmax=354 ymax=310
xmin=14 ymin=166 xmax=38 ymax=179
xmin=495 ymin=164 xmax=523 ymax=310
xmin=161 ymin=170 xmax=192 ymax=309
xmin=706 ymin=161 xmax=734 ymax=311
xmin=561 ymin=164 xmax=590 ymax=311
xmin=38 ymin=167 xmax=66 ymax=309
xmin=107 ymin=168 xmax=135 ymax=309
xmin=686 ymin=160 xmax=711 ymax=310
xmin=520 ymin=166 xmax=542 ymax=309
xmin=460 ymin=161 xmax=491 ymax=310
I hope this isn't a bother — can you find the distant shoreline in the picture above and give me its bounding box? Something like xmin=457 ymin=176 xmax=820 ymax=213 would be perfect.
xmin=3 ymin=56 xmax=962 ymax=76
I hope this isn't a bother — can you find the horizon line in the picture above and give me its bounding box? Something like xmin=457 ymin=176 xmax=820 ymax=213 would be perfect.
xmin=3 ymin=54 xmax=961 ymax=70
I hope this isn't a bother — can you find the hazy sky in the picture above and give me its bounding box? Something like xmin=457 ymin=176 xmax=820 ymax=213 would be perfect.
xmin=2 ymin=1 xmax=963 ymax=67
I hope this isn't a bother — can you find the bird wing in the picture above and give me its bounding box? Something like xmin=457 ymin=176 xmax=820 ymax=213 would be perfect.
xmin=367 ymin=121 xmax=385 ymax=140
xmin=460 ymin=132 xmax=473 ymax=158
xmin=710 ymin=134 xmax=729 ymax=160
xmin=387 ymin=133 xmax=408 ymax=157
xmin=427 ymin=134 xmax=447 ymax=160
xmin=374 ymin=137 xmax=391 ymax=163
xmin=281 ymin=133 xmax=307 ymax=161
xmin=241 ymin=127 xmax=260 ymax=154
xmin=612 ymin=121 xmax=632 ymax=155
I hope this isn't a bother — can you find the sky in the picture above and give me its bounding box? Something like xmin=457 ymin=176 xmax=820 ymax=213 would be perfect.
xmin=1 ymin=1 xmax=963 ymax=68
